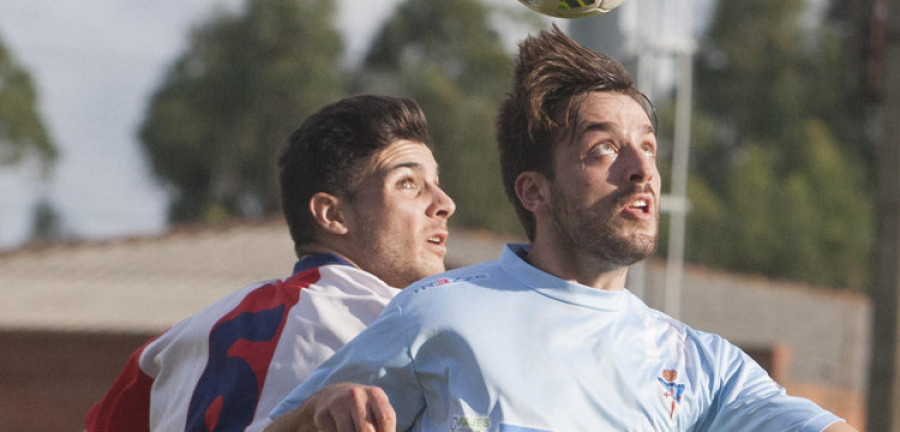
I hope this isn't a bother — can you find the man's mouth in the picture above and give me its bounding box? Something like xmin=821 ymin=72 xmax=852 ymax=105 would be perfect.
xmin=427 ymin=234 xmax=447 ymax=245
xmin=627 ymin=198 xmax=650 ymax=214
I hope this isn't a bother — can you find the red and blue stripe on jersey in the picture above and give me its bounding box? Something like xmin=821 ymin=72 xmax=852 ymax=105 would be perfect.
xmin=85 ymin=254 xmax=352 ymax=432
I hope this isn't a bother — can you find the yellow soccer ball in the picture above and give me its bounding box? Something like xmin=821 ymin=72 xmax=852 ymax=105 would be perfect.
xmin=518 ymin=0 xmax=627 ymax=18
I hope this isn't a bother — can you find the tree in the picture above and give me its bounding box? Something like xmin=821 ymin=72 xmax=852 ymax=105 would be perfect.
xmin=140 ymin=0 xmax=347 ymax=223
xmin=354 ymin=0 xmax=531 ymax=235
xmin=28 ymin=197 xmax=65 ymax=242
xmin=0 ymin=30 xmax=60 ymax=243
xmin=686 ymin=0 xmax=873 ymax=290
xmin=0 ymin=34 xmax=56 ymax=172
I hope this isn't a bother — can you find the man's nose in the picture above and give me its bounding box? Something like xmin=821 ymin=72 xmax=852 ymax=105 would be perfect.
xmin=624 ymin=146 xmax=656 ymax=185
xmin=429 ymin=185 xmax=456 ymax=219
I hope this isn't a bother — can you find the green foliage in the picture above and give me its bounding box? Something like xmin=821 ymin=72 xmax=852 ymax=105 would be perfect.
xmin=354 ymin=0 xmax=524 ymax=235
xmin=687 ymin=0 xmax=872 ymax=290
xmin=0 ymin=35 xmax=55 ymax=173
xmin=140 ymin=0 xmax=347 ymax=223
xmin=688 ymin=125 xmax=871 ymax=289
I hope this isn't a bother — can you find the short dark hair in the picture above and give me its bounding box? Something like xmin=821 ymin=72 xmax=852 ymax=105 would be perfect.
xmin=496 ymin=25 xmax=648 ymax=240
xmin=279 ymin=95 xmax=431 ymax=256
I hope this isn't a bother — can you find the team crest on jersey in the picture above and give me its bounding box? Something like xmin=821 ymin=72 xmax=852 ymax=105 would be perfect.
xmin=658 ymin=369 xmax=685 ymax=419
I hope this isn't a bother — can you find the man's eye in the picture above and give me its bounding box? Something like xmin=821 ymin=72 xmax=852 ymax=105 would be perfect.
xmin=398 ymin=178 xmax=418 ymax=190
xmin=641 ymin=143 xmax=656 ymax=158
xmin=590 ymin=142 xmax=617 ymax=157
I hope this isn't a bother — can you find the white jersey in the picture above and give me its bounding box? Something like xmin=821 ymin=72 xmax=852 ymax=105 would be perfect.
xmin=273 ymin=244 xmax=842 ymax=432
xmin=86 ymin=254 xmax=399 ymax=432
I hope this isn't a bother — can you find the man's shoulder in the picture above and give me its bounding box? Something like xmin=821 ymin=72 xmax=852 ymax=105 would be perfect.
xmin=168 ymin=263 xmax=388 ymax=335
xmin=405 ymin=260 xmax=501 ymax=295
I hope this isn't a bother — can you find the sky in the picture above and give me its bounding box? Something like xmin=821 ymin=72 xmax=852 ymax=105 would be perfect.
xmin=0 ymin=0 xmax=701 ymax=251
xmin=0 ymin=0 xmax=403 ymax=249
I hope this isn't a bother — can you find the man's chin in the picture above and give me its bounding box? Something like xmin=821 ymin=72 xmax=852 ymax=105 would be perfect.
xmin=600 ymin=234 xmax=658 ymax=266
xmin=631 ymin=234 xmax=658 ymax=259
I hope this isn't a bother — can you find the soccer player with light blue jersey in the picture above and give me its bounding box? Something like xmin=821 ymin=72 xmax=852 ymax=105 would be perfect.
xmin=266 ymin=27 xmax=856 ymax=432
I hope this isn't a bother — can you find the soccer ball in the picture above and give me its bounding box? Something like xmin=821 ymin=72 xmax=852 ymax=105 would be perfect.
xmin=518 ymin=0 xmax=626 ymax=18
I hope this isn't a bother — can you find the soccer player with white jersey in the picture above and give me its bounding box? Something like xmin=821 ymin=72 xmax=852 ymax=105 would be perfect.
xmin=84 ymin=95 xmax=456 ymax=432
xmin=265 ymin=27 xmax=856 ymax=432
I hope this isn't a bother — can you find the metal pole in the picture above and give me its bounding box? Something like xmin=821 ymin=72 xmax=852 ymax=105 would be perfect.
xmin=635 ymin=0 xmax=657 ymax=99
xmin=663 ymin=40 xmax=694 ymax=319
xmin=868 ymin=0 xmax=900 ymax=427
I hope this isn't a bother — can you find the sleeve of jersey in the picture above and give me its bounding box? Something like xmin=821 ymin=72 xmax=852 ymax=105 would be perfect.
xmin=695 ymin=333 xmax=842 ymax=432
xmin=84 ymin=339 xmax=156 ymax=432
xmin=269 ymin=301 xmax=424 ymax=429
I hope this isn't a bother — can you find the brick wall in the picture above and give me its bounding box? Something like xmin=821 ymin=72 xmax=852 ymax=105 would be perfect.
xmin=1 ymin=330 xmax=154 ymax=431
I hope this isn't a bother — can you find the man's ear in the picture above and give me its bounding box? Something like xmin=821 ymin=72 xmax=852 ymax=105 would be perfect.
xmin=309 ymin=192 xmax=349 ymax=235
xmin=515 ymin=171 xmax=550 ymax=215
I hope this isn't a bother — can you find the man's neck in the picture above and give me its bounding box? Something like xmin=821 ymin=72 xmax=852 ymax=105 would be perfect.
xmin=525 ymin=239 xmax=629 ymax=291
xmin=296 ymin=245 xmax=359 ymax=268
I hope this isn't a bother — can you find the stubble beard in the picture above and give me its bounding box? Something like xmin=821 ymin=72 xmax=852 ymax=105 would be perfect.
xmin=550 ymin=184 xmax=659 ymax=267
xmin=356 ymin=214 xmax=438 ymax=288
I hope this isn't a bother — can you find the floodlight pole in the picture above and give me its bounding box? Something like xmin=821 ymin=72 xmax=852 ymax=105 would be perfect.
xmin=664 ymin=39 xmax=695 ymax=320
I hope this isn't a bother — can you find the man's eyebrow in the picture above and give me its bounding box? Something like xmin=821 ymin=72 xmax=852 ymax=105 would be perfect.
xmin=382 ymin=161 xmax=425 ymax=176
xmin=384 ymin=161 xmax=442 ymax=184
xmin=581 ymin=121 xmax=656 ymax=135
xmin=389 ymin=161 xmax=423 ymax=170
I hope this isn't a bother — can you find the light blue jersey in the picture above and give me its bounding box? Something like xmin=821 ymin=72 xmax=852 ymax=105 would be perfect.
xmin=272 ymin=244 xmax=842 ymax=432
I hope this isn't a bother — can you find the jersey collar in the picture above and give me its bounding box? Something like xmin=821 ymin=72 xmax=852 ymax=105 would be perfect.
xmin=501 ymin=243 xmax=629 ymax=311
xmin=292 ymin=253 xmax=354 ymax=275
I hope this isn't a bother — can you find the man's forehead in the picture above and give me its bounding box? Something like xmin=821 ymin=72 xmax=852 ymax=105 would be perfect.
xmin=576 ymin=92 xmax=654 ymax=127
xmin=369 ymin=140 xmax=435 ymax=173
